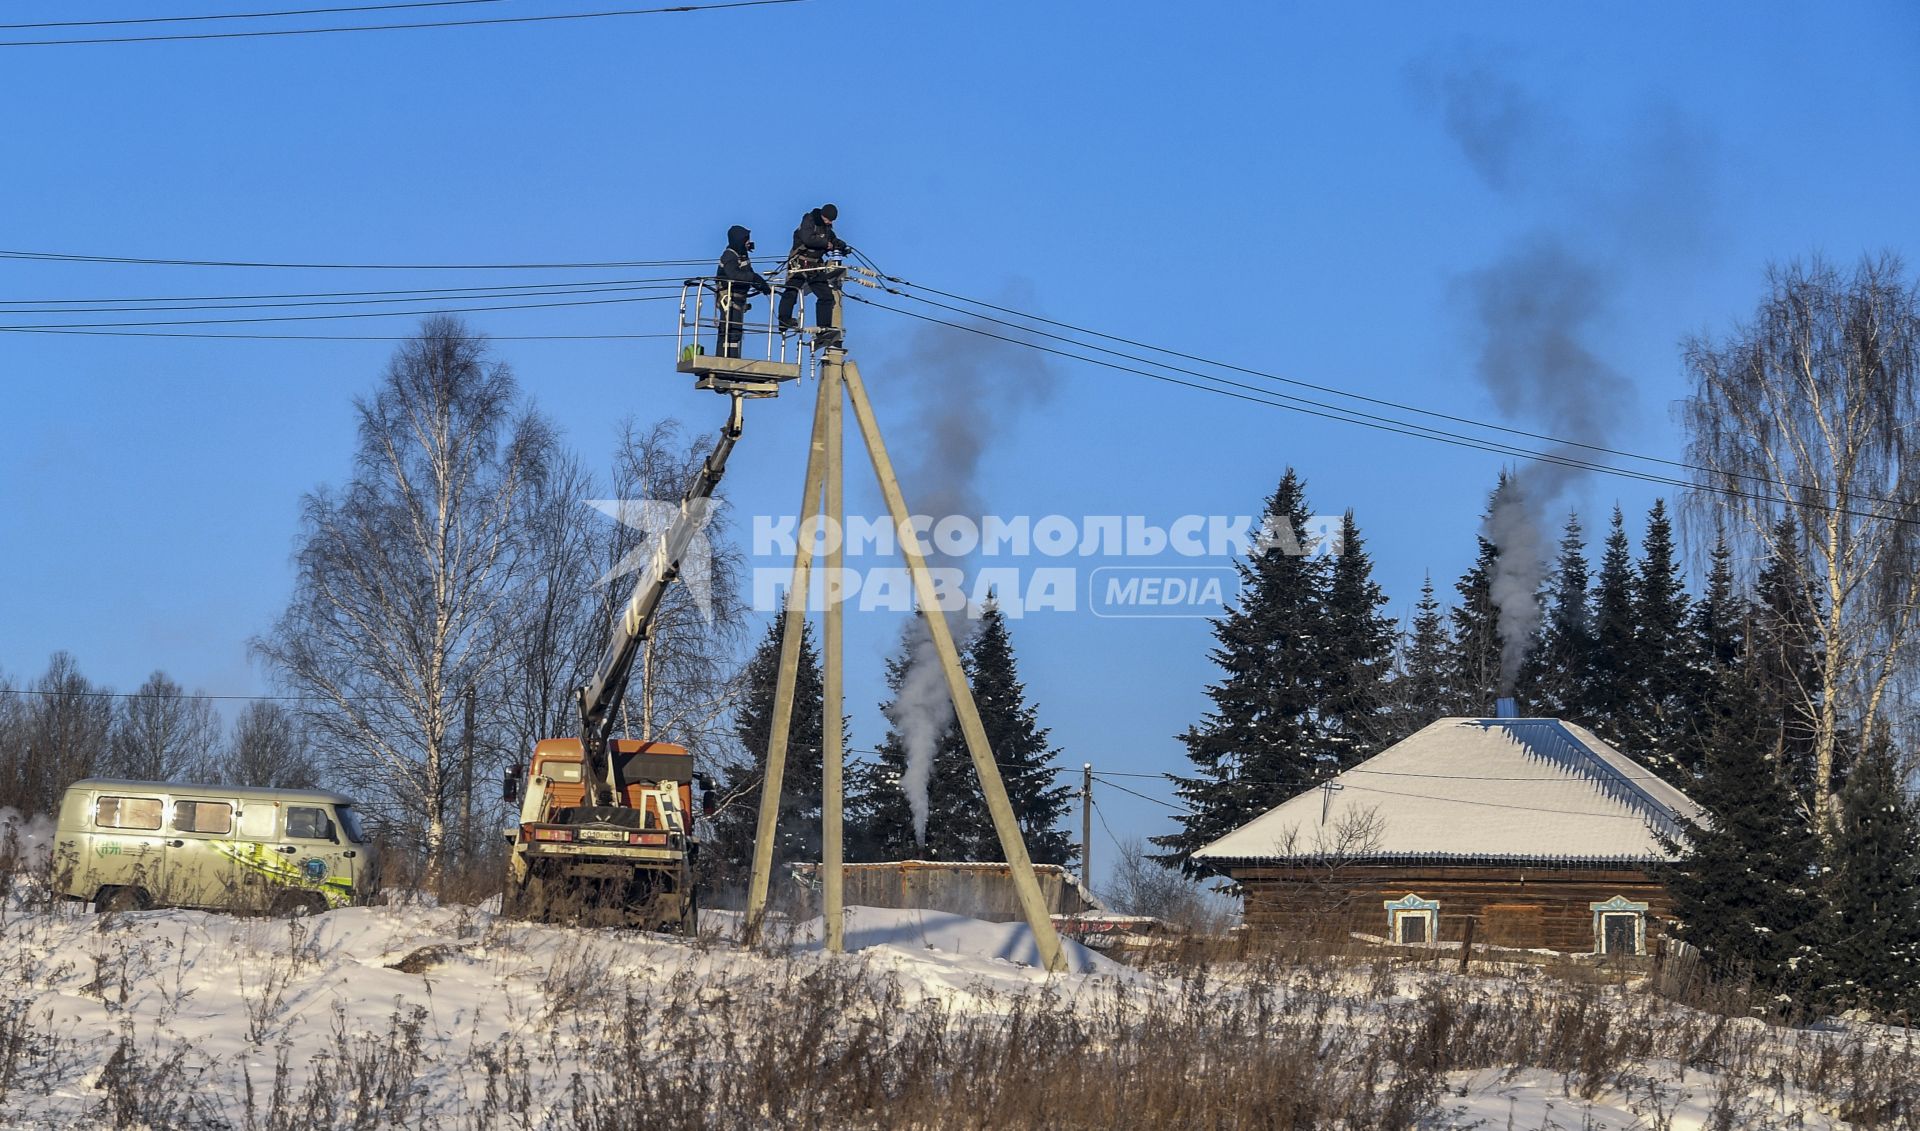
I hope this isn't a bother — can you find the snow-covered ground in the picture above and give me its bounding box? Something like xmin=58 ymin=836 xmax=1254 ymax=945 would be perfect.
xmin=0 ymin=871 xmax=1913 ymax=1129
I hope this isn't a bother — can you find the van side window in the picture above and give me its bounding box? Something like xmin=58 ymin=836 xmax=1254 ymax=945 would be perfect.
xmin=95 ymin=796 xmax=163 ymax=831
xmin=239 ymin=807 xmax=276 ymax=839
xmin=286 ymin=806 xmax=330 ymax=840
xmin=173 ymin=800 xmax=233 ymax=835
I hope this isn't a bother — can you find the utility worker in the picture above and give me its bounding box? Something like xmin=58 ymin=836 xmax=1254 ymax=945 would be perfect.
xmin=776 ymin=203 xmax=850 ymax=344
xmin=714 ymin=224 xmax=770 ymax=359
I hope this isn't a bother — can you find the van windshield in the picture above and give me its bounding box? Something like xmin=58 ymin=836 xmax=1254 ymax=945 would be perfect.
xmin=337 ymin=806 xmax=368 ymax=844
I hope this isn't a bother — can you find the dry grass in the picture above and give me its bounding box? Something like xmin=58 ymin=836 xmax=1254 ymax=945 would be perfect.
xmin=5 ymin=862 xmax=1920 ymax=1131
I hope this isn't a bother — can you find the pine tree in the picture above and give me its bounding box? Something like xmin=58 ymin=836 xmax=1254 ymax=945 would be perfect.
xmin=1585 ymin=506 xmax=1637 ymax=744
xmin=1661 ymin=666 xmax=1825 ymax=1003
xmin=1822 ymin=741 xmax=1920 ymax=1017
xmin=1388 ymin=574 xmax=1451 ymax=739
xmin=1630 ymin=500 xmax=1696 ymax=777
xmin=1447 ymin=534 xmax=1502 ymax=717
xmin=958 ymin=597 xmax=1075 ymax=864
xmin=1521 ymin=513 xmax=1592 ymax=718
xmin=1154 ymin=470 xmax=1328 ymax=873
xmin=1317 ymin=512 xmax=1397 ymax=768
xmin=711 ymin=619 xmax=827 ymax=883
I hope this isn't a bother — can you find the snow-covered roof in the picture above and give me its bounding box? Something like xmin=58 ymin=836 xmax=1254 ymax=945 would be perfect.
xmin=1192 ymin=718 xmax=1706 ymax=866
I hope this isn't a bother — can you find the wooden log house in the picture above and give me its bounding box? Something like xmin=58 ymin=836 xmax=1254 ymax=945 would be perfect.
xmin=1193 ymin=717 xmax=1707 ymax=955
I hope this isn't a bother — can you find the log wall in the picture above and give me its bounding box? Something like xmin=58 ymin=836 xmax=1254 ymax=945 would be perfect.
xmin=1229 ymin=863 xmax=1672 ymax=954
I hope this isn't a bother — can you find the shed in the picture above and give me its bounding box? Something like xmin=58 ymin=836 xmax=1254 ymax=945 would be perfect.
xmin=1193 ymin=718 xmax=1707 ymax=955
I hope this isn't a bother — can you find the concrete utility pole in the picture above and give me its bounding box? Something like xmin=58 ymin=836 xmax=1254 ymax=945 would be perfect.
xmin=1081 ymin=762 xmax=1093 ymax=885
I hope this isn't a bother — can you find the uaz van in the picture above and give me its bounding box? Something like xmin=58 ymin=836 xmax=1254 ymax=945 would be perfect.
xmin=54 ymin=778 xmax=380 ymax=914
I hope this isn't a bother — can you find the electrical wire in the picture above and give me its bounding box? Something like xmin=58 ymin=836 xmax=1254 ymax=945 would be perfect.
xmin=0 ymin=281 xmax=684 ymax=316
xmin=0 ymin=248 xmax=708 ymax=270
xmin=0 ymin=0 xmax=807 ymax=48
xmin=0 ymin=276 xmax=691 ymax=307
xmin=880 ymin=276 xmax=1913 ymax=515
xmin=0 ymin=0 xmax=500 ymax=31
xmin=848 ymin=294 xmax=1920 ymax=530
xmin=0 ymin=292 xmax=671 ymax=330
xmin=0 ymin=328 xmax=680 ymax=341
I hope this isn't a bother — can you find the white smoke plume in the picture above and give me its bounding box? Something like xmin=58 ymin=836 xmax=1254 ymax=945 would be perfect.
xmin=886 ymin=616 xmax=980 ymax=846
xmin=884 ymin=292 xmax=1057 ymax=843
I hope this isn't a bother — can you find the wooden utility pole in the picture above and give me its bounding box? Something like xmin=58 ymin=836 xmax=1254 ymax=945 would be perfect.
xmin=742 ymin=283 xmax=1068 ymax=973
xmin=462 ymin=688 xmax=475 ymax=862
xmin=742 ymin=369 xmax=834 ymax=941
xmin=841 ymin=359 xmax=1068 ymax=973
xmin=820 ymin=304 xmax=847 ymax=954
xmin=1081 ymin=763 xmax=1093 ymax=886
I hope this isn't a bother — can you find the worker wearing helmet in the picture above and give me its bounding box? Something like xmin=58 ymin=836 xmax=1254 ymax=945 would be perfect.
xmin=714 ymin=224 xmax=771 ymax=359
xmin=776 ymin=203 xmax=850 ymax=346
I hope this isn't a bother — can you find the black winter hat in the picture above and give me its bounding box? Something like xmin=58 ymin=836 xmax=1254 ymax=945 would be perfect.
xmin=820 ymin=203 xmax=838 ymax=222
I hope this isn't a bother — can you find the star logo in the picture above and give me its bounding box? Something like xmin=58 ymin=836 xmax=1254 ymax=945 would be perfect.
xmin=586 ymin=498 xmax=717 ymax=625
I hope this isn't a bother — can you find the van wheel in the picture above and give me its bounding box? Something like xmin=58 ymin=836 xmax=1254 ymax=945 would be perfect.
xmin=270 ymin=892 xmax=328 ymax=919
xmin=96 ymin=886 xmax=151 ymax=913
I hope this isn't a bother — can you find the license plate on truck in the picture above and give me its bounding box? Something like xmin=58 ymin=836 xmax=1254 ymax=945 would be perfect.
xmin=580 ymin=828 xmax=626 ymax=843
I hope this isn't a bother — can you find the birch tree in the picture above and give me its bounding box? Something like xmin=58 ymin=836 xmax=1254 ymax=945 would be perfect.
xmin=1683 ymin=256 xmax=1920 ymax=826
xmin=106 ymin=672 xmax=221 ymax=782
xmin=595 ymin=417 xmax=747 ymax=748
xmin=223 ymin=701 xmax=315 ymax=789
xmin=256 ymin=318 xmax=552 ymax=883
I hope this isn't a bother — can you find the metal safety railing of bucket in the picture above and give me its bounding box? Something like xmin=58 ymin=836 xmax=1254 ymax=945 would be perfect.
xmin=676 ymin=273 xmax=815 ymax=370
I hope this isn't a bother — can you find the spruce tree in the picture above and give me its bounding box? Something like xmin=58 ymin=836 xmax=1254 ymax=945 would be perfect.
xmin=1389 ymin=574 xmax=1452 ymax=739
xmin=852 ymin=604 xmax=1073 ymax=866
xmin=1446 ymin=534 xmax=1502 ymax=717
xmin=1661 ymin=667 xmax=1825 ymax=1003
xmin=1585 ymin=507 xmax=1637 ymax=744
xmin=711 ymin=619 xmax=827 ymax=882
xmin=1630 ymin=500 xmax=1696 ymax=777
xmin=959 ymin=597 xmax=1075 ymax=864
xmin=1680 ymin=531 xmax=1744 ymax=775
xmin=1750 ymin=519 xmax=1826 ymax=810
xmin=1521 ymin=513 xmax=1592 ymax=718
xmin=1317 ymin=512 xmax=1397 ymax=768
xmin=1154 ymin=470 xmax=1328 ymax=873
xmin=1822 ymin=741 xmax=1920 ymax=1017
xmin=847 ymin=634 xmax=926 ymax=861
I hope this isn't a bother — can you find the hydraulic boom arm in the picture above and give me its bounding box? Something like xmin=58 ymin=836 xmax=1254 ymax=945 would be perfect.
xmin=576 ymin=392 xmax=746 ymax=808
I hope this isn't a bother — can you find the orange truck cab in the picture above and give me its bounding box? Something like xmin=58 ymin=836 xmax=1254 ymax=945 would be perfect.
xmin=502 ymin=738 xmax=714 ymax=930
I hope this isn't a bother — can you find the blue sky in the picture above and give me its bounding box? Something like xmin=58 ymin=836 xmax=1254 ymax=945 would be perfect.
xmin=2 ymin=1 xmax=1917 ymax=886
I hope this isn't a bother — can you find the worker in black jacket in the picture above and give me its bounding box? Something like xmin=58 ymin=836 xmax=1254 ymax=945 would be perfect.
xmin=714 ymin=224 xmax=770 ymax=358
xmin=776 ymin=203 xmax=850 ymax=343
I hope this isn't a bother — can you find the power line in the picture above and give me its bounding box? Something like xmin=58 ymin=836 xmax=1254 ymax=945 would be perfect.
xmin=0 ymin=292 xmax=671 ymax=330
xmin=0 ymin=275 xmax=688 ymax=307
xmin=0 ymin=248 xmax=707 ymax=270
xmin=0 ymin=281 xmax=683 ymax=316
xmin=0 ymin=0 xmax=500 ymax=32
xmin=0 ymin=0 xmax=806 ymax=48
xmin=0 ymin=328 xmax=680 ymax=341
xmin=881 ymin=276 xmax=1912 ymax=515
xmin=849 ymin=295 xmax=1702 ymax=490
xmin=849 ymin=295 xmax=1920 ymax=530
